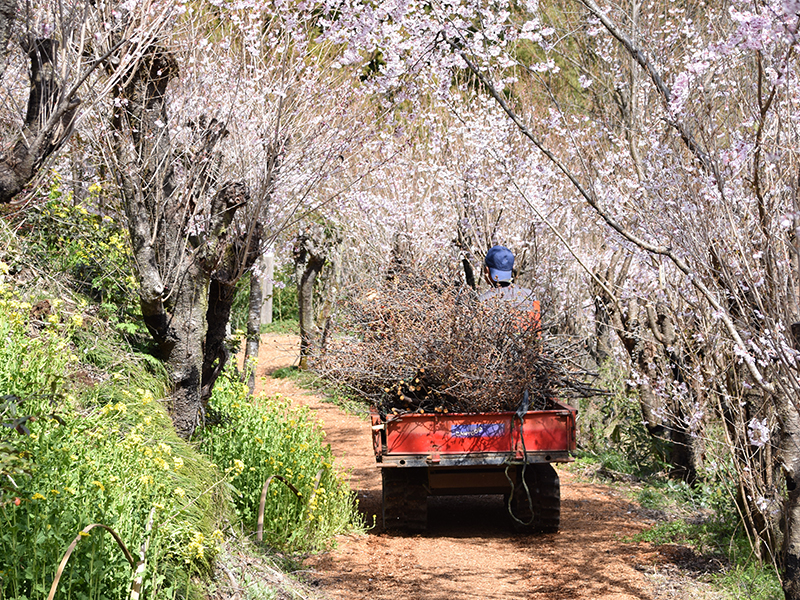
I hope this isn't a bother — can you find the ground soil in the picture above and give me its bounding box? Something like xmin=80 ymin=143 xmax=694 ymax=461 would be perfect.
xmin=248 ymin=334 xmax=723 ymax=600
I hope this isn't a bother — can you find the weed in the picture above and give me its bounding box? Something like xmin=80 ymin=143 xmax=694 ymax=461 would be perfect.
xmin=196 ymin=368 xmax=363 ymax=552
xmin=0 ymin=287 xmax=227 ymax=599
xmin=714 ymin=562 xmax=782 ymax=600
xmin=261 ymin=318 xmax=300 ymax=335
xmin=270 ymin=367 xmax=369 ymax=418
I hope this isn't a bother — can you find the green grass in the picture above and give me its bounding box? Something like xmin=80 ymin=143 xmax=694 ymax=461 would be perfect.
xmin=271 ymin=366 xmax=370 ymax=418
xmin=261 ymin=318 xmax=300 ymax=334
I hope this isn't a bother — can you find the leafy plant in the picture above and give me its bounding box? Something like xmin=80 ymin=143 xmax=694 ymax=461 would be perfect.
xmin=19 ymin=179 xmax=138 ymax=314
xmin=0 ymin=396 xmax=33 ymax=507
xmin=196 ymin=368 xmax=362 ymax=552
xmin=0 ymin=288 xmax=228 ymax=599
xmin=577 ymin=362 xmax=668 ymax=477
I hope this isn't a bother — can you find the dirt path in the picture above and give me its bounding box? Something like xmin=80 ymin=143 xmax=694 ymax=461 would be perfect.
xmin=249 ymin=334 xmax=720 ymax=600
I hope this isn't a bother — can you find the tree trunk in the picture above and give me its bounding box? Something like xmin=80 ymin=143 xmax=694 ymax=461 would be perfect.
xmin=244 ymin=264 xmax=264 ymax=393
xmin=783 ymin=400 xmax=800 ymax=599
xmin=297 ymin=254 xmax=324 ymax=370
xmin=783 ymin=324 xmax=800 ymax=597
xmin=202 ymin=277 xmax=236 ymax=402
xmin=167 ymin=259 xmax=209 ymax=438
xmin=1 ymin=37 xmax=80 ymax=203
xmin=113 ymin=48 xmax=251 ymax=438
xmin=293 ymin=223 xmax=339 ymax=370
xmin=0 ymin=0 xmax=16 ymax=79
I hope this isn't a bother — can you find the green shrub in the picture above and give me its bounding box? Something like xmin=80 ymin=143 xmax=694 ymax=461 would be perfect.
xmin=577 ymin=362 xmax=668 ymax=477
xmin=197 ymin=368 xmax=362 ymax=552
xmin=0 ymin=290 xmax=226 ymax=599
xmin=19 ymin=179 xmax=138 ymax=316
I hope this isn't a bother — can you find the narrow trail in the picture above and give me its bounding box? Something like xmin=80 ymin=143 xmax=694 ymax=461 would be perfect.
xmin=248 ymin=334 xmax=720 ymax=600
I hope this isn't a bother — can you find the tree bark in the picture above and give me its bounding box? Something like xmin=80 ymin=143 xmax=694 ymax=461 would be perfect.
xmin=1 ymin=37 xmax=80 ymax=204
xmin=296 ymin=252 xmax=325 ymax=371
xmin=244 ymin=262 xmax=264 ymax=393
xmin=202 ymin=220 xmax=261 ymax=400
xmin=0 ymin=0 xmax=16 ymax=79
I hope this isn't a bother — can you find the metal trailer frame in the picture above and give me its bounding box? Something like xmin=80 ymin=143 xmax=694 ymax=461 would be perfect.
xmin=371 ymin=402 xmax=578 ymax=531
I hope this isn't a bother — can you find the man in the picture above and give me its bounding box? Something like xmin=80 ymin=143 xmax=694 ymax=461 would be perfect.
xmin=478 ymin=245 xmax=542 ymax=414
xmin=478 ymin=245 xmax=538 ymax=316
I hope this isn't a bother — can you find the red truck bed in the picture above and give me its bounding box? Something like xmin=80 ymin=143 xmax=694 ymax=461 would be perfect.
xmin=371 ymin=401 xmax=577 ymax=468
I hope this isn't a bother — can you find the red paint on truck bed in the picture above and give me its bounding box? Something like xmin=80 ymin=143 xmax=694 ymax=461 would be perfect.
xmin=371 ymin=402 xmax=577 ymax=461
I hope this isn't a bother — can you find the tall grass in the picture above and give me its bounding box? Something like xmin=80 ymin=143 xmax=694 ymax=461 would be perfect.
xmin=0 ymin=292 xmax=227 ymax=599
xmin=196 ymin=369 xmax=363 ymax=552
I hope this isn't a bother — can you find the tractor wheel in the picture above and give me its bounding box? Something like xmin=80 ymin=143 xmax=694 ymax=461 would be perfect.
xmin=508 ymin=463 xmax=560 ymax=533
xmin=382 ymin=468 xmax=428 ymax=531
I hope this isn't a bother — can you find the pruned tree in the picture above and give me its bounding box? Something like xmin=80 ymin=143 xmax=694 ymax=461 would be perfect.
xmin=293 ymin=221 xmax=342 ymax=370
xmin=0 ymin=0 xmax=166 ymax=205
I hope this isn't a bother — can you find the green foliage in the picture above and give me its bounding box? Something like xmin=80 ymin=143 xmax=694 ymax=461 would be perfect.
xmin=271 ymin=266 xmax=298 ymax=322
xmin=715 ymin=563 xmax=783 ymax=600
xmin=0 ymin=290 xmax=228 ymax=599
xmin=20 ymin=178 xmax=138 ymax=316
xmin=229 ymin=274 xmax=252 ymax=334
xmin=577 ymin=361 xmax=667 ymax=476
xmin=0 ymin=396 xmax=33 ymax=505
xmin=196 ymin=368 xmax=362 ymax=552
xmin=261 ymin=319 xmax=300 ymax=335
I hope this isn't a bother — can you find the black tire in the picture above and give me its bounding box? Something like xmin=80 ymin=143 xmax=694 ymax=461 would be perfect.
xmin=382 ymin=468 xmax=428 ymax=531
xmin=508 ymin=463 xmax=560 ymax=533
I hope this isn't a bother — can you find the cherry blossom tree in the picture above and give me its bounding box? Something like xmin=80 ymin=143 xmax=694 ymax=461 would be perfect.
xmin=0 ymin=0 xmax=175 ymax=205
xmin=98 ymin=0 xmax=386 ymax=437
xmin=316 ymin=0 xmax=800 ymax=591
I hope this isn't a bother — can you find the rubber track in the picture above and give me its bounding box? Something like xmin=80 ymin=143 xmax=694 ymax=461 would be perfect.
xmin=509 ymin=463 xmax=560 ymax=533
xmin=382 ymin=468 xmax=428 ymax=531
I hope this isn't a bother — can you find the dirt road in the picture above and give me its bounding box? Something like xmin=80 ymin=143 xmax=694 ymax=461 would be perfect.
xmin=250 ymin=334 xmax=719 ymax=600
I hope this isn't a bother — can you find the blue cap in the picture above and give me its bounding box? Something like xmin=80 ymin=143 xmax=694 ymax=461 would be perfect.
xmin=485 ymin=245 xmax=514 ymax=282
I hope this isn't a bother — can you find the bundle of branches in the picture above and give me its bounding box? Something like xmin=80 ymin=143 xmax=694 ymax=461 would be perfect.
xmin=313 ymin=277 xmax=589 ymax=415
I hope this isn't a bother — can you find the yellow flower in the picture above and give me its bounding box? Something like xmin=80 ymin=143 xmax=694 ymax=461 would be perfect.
xmin=71 ymin=315 xmax=84 ymax=328
xmin=79 ymin=531 xmax=90 ymax=537
xmin=50 ymin=489 xmax=59 ymax=495
xmin=173 ymin=456 xmax=184 ymax=470
xmin=174 ymin=487 xmax=186 ymax=499
xmin=92 ymin=481 xmax=105 ymax=491
xmin=157 ymin=443 xmax=172 ymax=456
xmin=32 ymin=493 xmax=45 ymax=500
xmin=185 ymin=532 xmax=206 ymax=562
xmin=233 ymin=459 xmax=245 ymax=475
